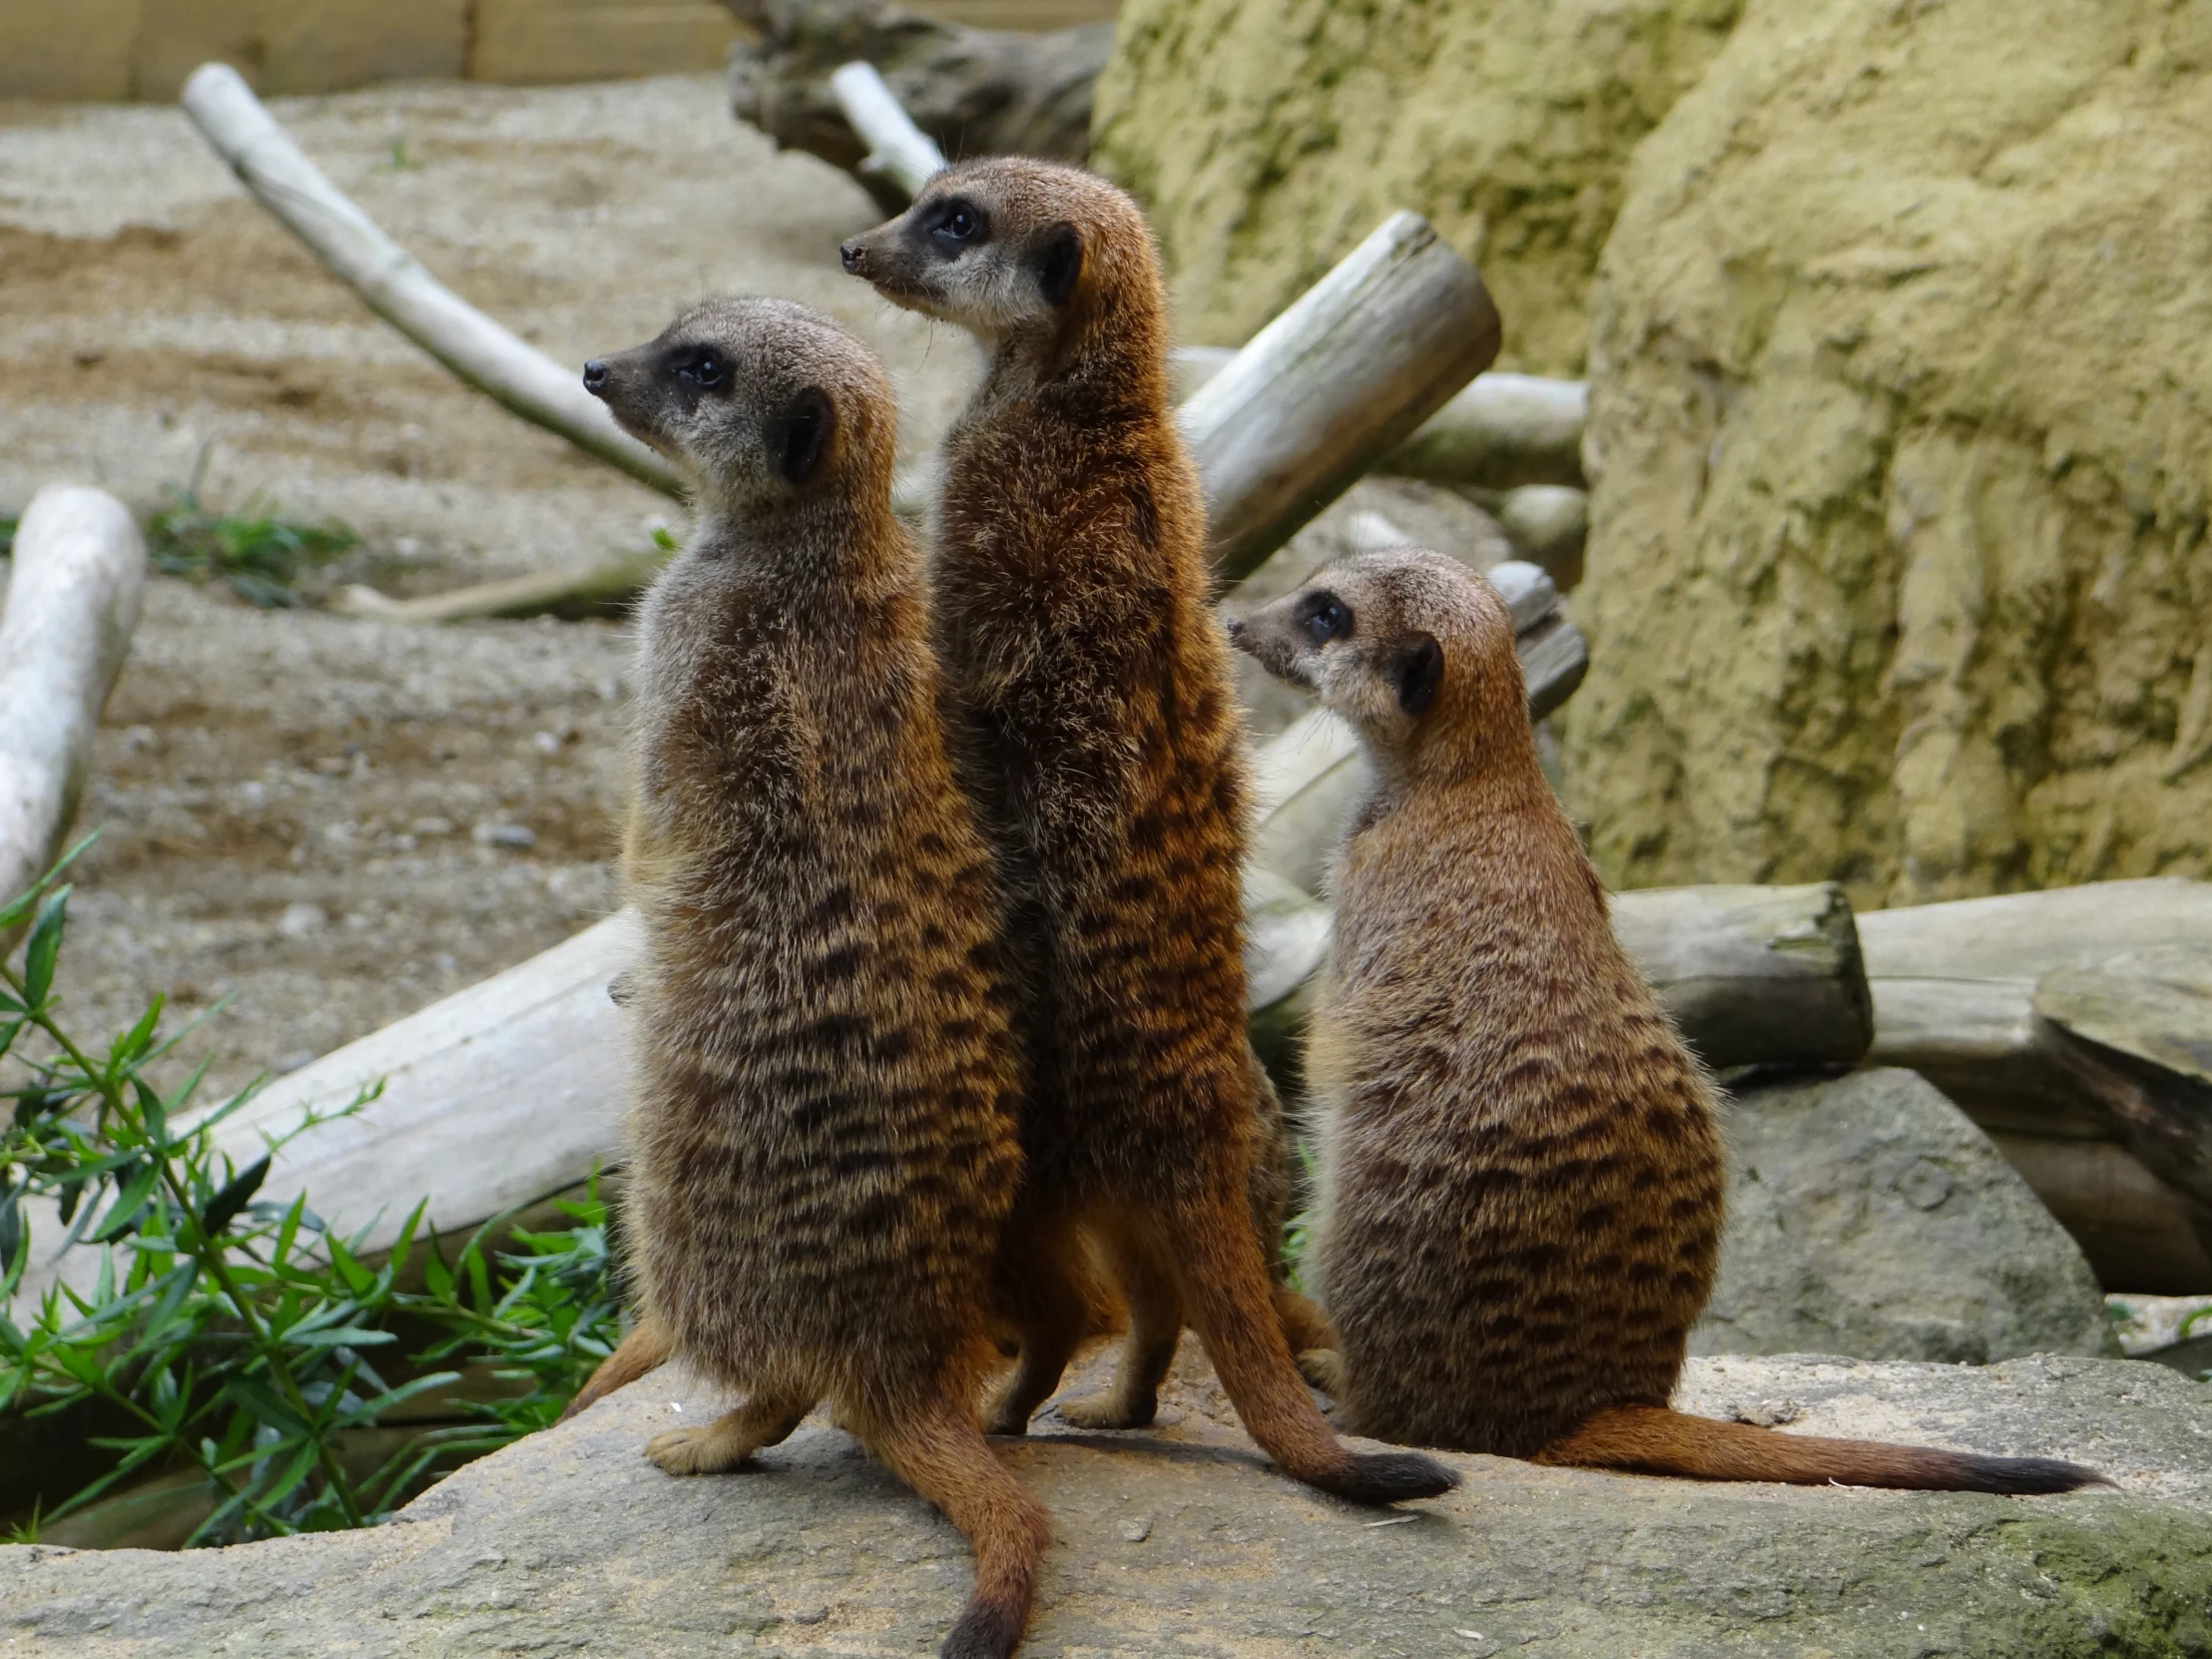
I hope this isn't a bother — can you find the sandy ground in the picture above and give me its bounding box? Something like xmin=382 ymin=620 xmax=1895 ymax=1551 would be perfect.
xmin=0 ymin=73 xmax=1495 ymax=1101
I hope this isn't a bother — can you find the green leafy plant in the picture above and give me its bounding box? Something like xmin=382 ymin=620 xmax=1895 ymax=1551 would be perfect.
xmin=1 ymin=844 xmax=624 ymax=1545
xmin=148 ymin=481 xmax=357 ymax=609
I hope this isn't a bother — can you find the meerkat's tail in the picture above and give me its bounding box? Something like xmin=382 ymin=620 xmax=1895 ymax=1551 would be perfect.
xmin=1171 ymin=1189 xmax=1458 ymax=1506
xmin=559 ymin=1315 xmax=673 ymax=1421
xmin=865 ymin=1386 xmax=1053 ymax=1659
xmin=1533 ymin=1404 xmax=2110 ymax=1494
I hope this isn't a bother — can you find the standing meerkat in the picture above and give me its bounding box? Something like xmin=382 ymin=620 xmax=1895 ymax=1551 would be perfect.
xmin=838 ymin=160 xmax=1453 ymax=1506
xmin=1231 ymin=548 xmax=2106 ymax=1494
xmin=582 ymin=295 xmax=1050 ymax=1659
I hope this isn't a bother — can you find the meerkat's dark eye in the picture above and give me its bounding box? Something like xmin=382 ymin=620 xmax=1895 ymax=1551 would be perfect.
xmin=930 ymin=200 xmax=985 ymax=252
xmin=676 ymin=348 xmax=727 ymax=390
xmin=1303 ymin=595 xmax=1352 ymax=646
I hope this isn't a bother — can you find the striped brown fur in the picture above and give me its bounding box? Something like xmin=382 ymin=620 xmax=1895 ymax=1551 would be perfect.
xmin=1232 ymin=550 xmax=2107 ymax=1495
xmin=840 ymin=161 xmax=1454 ymax=1507
xmin=584 ymin=296 xmax=1049 ymax=1658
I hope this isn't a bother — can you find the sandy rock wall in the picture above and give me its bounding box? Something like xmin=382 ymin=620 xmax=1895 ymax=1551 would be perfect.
xmin=1090 ymin=0 xmax=1743 ymax=373
xmin=1563 ymin=0 xmax=2212 ymax=905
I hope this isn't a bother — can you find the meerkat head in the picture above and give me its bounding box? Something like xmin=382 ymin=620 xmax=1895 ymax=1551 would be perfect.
xmin=836 ymin=158 xmax=1156 ymax=349
xmin=1230 ymin=549 xmax=1528 ymax=764
xmin=582 ymin=295 xmax=893 ymax=516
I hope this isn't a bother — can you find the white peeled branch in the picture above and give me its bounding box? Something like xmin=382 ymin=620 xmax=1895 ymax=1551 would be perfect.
xmin=178 ymin=63 xmax=681 ymax=499
xmin=829 ymin=61 xmax=948 ymax=203
xmin=1181 ymin=213 xmax=1502 ymax=586
xmin=0 ymin=485 xmax=147 ymax=917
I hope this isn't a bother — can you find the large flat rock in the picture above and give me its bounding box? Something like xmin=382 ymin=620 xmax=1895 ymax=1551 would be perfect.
xmin=5 ymin=1346 xmax=2208 ymax=1656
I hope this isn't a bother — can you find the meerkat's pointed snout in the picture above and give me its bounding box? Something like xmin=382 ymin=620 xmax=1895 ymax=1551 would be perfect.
xmin=582 ymin=358 xmax=609 ymax=395
xmin=839 ymin=239 xmax=866 ymax=274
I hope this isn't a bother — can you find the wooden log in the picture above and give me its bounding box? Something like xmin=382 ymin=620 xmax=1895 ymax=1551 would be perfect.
xmin=2034 ymin=947 xmax=2212 ymax=1212
xmin=178 ymin=63 xmax=681 ymax=500
xmin=0 ymin=485 xmax=146 ymax=922
xmin=1984 ymin=1129 xmax=2212 ymax=1295
xmin=10 ymin=914 xmax=639 ymax=1316
xmin=1383 ymin=372 xmax=1587 ymax=492
xmin=1860 ymin=878 xmax=2212 ymax=1134
xmin=829 ymin=60 xmax=946 ymax=203
xmin=1606 ymin=884 xmax=1872 ymax=1070
xmin=1180 ymin=212 xmax=1502 ymax=586
xmin=1857 ymin=878 xmax=2212 ymax=1289
xmin=729 ymin=0 xmax=1110 ymax=212
xmin=1171 ymin=348 xmax=1586 ymax=495
xmin=333 ymin=546 xmax=670 ymax=625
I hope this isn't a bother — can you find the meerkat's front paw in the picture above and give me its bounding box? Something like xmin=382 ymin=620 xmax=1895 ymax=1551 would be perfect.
xmin=1297 ymin=1348 xmax=1346 ymax=1398
xmin=1053 ymin=1391 xmax=1155 ymax=1431
xmin=646 ymin=1423 xmax=753 ymax=1475
xmin=981 ymin=1389 xmax=1035 ymax=1437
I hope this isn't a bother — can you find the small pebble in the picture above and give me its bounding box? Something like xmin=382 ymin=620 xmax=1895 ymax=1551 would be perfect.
xmin=276 ymin=901 xmax=327 ymax=940
xmin=789 ymin=1604 xmax=829 ymax=1625
xmin=473 ymin=821 xmax=536 ymax=851
xmin=1118 ymin=1516 xmax=1151 ymax=1543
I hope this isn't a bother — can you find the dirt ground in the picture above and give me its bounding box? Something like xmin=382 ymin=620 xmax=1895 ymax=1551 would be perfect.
xmin=0 ymin=72 xmax=1495 ymax=1102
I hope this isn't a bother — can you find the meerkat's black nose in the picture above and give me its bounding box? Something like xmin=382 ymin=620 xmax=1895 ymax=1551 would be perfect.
xmin=839 ymin=241 xmax=864 ymax=274
xmin=582 ymin=359 xmax=609 ymax=394
xmin=1225 ymin=615 xmax=1247 ymax=642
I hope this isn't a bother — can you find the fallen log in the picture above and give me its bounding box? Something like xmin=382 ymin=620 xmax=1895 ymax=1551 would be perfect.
xmin=1859 ymin=878 xmax=2212 ymax=1289
xmin=333 ymin=546 xmax=670 ymax=625
xmin=728 ymin=0 xmax=1111 ymax=212
xmin=1984 ymin=1129 xmax=2212 ymax=1296
xmin=828 ymin=60 xmax=945 ymax=203
xmin=178 ymin=63 xmax=681 ymax=500
xmin=1180 ymin=213 xmax=1501 ymax=586
xmin=9 ymin=915 xmax=639 ymax=1316
xmin=1172 ymin=348 xmax=1586 ymax=496
xmin=1609 ymin=884 xmax=1873 ymax=1070
xmin=2034 ymin=947 xmax=2212 ymax=1213
xmin=1860 ymin=878 xmax=2212 ymax=1136
xmin=0 ymin=485 xmax=146 ymax=927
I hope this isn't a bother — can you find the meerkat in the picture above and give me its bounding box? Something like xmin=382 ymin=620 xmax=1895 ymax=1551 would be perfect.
xmin=580 ymin=295 xmax=1051 ymax=1659
xmin=837 ymin=160 xmax=1452 ymax=1505
xmin=1229 ymin=549 xmax=2106 ymax=1494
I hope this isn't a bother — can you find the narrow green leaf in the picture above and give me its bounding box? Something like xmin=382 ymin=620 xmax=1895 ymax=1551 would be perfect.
xmin=91 ymin=1159 xmax=161 ymax=1243
xmin=132 ymin=1076 xmax=169 ymax=1150
xmin=201 ymin=1154 xmax=271 ymax=1240
xmin=111 ymin=995 xmax=164 ymax=1071
xmin=21 ymin=887 xmax=70 ymax=1006
xmin=221 ymin=1376 xmax=312 ymax=1439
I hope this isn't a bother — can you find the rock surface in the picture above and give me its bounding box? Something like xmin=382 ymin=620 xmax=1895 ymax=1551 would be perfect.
xmin=1090 ymin=0 xmax=1743 ymax=374
xmin=7 ymin=1345 xmax=2209 ymax=1656
xmin=1694 ymin=1069 xmax=2114 ymax=1363
xmin=1562 ymin=0 xmax=2212 ymax=905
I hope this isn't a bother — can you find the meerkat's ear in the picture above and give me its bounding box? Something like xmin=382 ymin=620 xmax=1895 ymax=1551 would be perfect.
xmin=766 ymin=385 xmax=834 ymax=485
xmin=1391 ymin=634 xmax=1443 ymax=718
xmin=1036 ymin=223 xmax=1083 ymax=307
